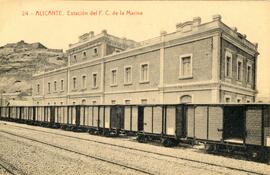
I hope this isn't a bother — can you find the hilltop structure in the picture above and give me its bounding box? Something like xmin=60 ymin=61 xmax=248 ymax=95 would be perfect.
xmin=32 ymin=15 xmax=259 ymax=105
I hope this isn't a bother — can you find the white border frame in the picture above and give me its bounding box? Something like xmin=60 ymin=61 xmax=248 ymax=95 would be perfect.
xmin=224 ymin=50 xmax=233 ymax=78
xmin=60 ymin=79 xmax=64 ymax=91
xmin=236 ymin=54 xmax=244 ymax=82
xmin=93 ymin=47 xmax=98 ymax=56
xmin=139 ymin=62 xmax=150 ymax=83
xmin=124 ymin=65 xmax=132 ymax=85
xmin=37 ymin=83 xmax=40 ymax=95
xmin=246 ymin=62 xmax=252 ymax=85
xmin=124 ymin=99 xmax=131 ymax=104
xmin=179 ymin=94 xmax=193 ymax=103
xmin=47 ymin=82 xmax=51 ymax=94
xmin=140 ymin=98 xmax=148 ymax=104
xmin=236 ymin=96 xmax=242 ymax=103
xmin=81 ymin=74 xmax=87 ymax=90
xmin=224 ymin=95 xmax=232 ymax=103
xmin=92 ymin=72 xmax=98 ymax=89
xmin=72 ymin=76 xmax=77 ymax=90
xmin=82 ymin=51 xmax=87 ymax=59
xmin=81 ymin=98 xmax=86 ymax=105
xmin=110 ymin=68 xmax=118 ymax=86
xmin=178 ymin=53 xmax=193 ymax=79
xmin=53 ymin=80 xmax=57 ymax=92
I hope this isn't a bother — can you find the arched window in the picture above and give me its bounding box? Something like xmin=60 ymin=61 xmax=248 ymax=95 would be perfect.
xmin=180 ymin=95 xmax=192 ymax=103
xmin=82 ymin=99 xmax=86 ymax=105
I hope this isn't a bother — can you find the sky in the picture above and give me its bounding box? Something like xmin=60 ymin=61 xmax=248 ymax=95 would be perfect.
xmin=0 ymin=1 xmax=269 ymax=95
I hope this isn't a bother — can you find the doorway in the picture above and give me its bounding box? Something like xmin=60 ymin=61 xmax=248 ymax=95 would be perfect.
xmin=223 ymin=106 xmax=245 ymax=140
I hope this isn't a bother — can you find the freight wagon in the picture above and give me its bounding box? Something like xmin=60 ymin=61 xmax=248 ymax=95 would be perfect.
xmin=0 ymin=104 xmax=269 ymax=162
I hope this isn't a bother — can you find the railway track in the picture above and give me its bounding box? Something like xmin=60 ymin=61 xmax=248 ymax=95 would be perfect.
xmin=0 ymin=157 xmax=28 ymax=175
xmin=0 ymin=130 xmax=154 ymax=175
xmin=2 ymin=123 xmax=267 ymax=175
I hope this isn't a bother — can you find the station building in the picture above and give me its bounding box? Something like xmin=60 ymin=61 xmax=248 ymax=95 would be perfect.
xmin=32 ymin=15 xmax=259 ymax=105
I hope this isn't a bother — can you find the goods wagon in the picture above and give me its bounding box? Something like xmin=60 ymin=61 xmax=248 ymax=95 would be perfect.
xmin=80 ymin=105 xmax=125 ymax=136
xmin=136 ymin=105 xmax=185 ymax=146
xmin=186 ymin=104 xmax=270 ymax=151
xmin=34 ymin=106 xmax=54 ymax=126
xmin=0 ymin=107 xmax=9 ymax=120
xmin=123 ymin=105 xmax=139 ymax=134
xmin=0 ymin=103 xmax=269 ymax=162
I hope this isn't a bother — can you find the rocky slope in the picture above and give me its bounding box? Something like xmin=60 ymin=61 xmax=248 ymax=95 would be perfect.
xmin=0 ymin=40 xmax=67 ymax=94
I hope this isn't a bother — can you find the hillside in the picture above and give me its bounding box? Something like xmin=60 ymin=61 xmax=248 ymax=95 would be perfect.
xmin=0 ymin=40 xmax=67 ymax=94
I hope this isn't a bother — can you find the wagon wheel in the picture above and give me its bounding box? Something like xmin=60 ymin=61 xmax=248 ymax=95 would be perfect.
xmin=247 ymin=148 xmax=268 ymax=162
xmin=204 ymin=143 xmax=215 ymax=153
xmin=162 ymin=138 xmax=174 ymax=147
xmin=137 ymin=135 xmax=147 ymax=143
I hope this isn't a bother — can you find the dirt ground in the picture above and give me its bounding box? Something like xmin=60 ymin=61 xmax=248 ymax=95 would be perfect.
xmin=0 ymin=121 xmax=269 ymax=175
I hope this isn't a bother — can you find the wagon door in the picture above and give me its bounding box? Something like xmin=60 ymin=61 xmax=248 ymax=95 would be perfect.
xmin=193 ymin=105 xmax=224 ymax=141
xmin=245 ymin=105 xmax=263 ymax=146
xmin=110 ymin=106 xmax=124 ymax=129
xmin=208 ymin=106 xmax=223 ymax=141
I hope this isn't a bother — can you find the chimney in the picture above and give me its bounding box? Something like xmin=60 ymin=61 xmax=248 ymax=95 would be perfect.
xmin=193 ymin=17 xmax=201 ymax=26
xmin=212 ymin=14 xmax=222 ymax=21
xmin=160 ymin=30 xmax=167 ymax=36
xmin=254 ymin=43 xmax=258 ymax=49
xmin=231 ymin=27 xmax=237 ymax=32
xmin=89 ymin=31 xmax=94 ymax=38
xmin=102 ymin=29 xmax=107 ymax=35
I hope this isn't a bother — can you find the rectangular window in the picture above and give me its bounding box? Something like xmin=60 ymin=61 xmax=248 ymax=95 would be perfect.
xmin=247 ymin=65 xmax=252 ymax=83
xmin=179 ymin=54 xmax=192 ymax=78
xmin=237 ymin=98 xmax=242 ymax=103
xmin=237 ymin=60 xmax=243 ymax=81
xmin=124 ymin=66 xmax=132 ymax=84
xmin=92 ymin=101 xmax=97 ymax=105
xmin=111 ymin=69 xmax=117 ymax=86
xmin=54 ymin=81 xmax=57 ymax=91
xmin=92 ymin=73 xmax=97 ymax=88
xmin=83 ymin=51 xmax=86 ymax=58
xmin=225 ymin=51 xmax=232 ymax=78
xmin=225 ymin=56 xmax=232 ymax=77
xmin=125 ymin=100 xmax=131 ymax=104
xmin=73 ymin=77 xmax=77 ymax=89
xmin=141 ymin=99 xmax=148 ymax=104
xmin=111 ymin=100 xmax=116 ymax=104
xmin=93 ymin=48 xmax=98 ymax=56
xmin=140 ymin=63 xmax=149 ymax=82
xmin=224 ymin=96 xmax=231 ymax=103
xmin=48 ymin=82 xmax=51 ymax=93
xmin=82 ymin=75 xmax=86 ymax=89
xmin=61 ymin=80 xmax=64 ymax=91
xmin=37 ymin=84 xmax=40 ymax=94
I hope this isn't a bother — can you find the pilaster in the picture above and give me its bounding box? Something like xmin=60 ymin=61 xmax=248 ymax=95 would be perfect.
xmin=159 ymin=31 xmax=166 ymax=104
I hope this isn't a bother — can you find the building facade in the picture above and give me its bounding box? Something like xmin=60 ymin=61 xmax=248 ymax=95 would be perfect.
xmin=32 ymin=15 xmax=259 ymax=105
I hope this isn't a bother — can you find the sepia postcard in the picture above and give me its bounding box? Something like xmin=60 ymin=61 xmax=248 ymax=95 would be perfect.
xmin=0 ymin=1 xmax=269 ymax=174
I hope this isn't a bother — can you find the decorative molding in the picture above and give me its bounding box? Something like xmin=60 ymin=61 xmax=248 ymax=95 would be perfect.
xmin=222 ymin=33 xmax=257 ymax=56
xmin=221 ymin=81 xmax=255 ymax=95
xmin=104 ymin=88 xmax=159 ymax=95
